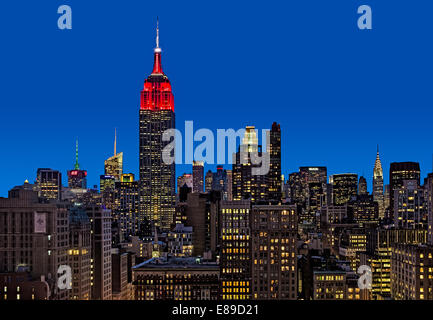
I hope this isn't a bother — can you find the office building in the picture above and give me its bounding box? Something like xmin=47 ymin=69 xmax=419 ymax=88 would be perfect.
xmin=86 ymin=205 xmax=112 ymax=300
xmin=177 ymin=173 xmax=193 ymax=194
xmin=36 ymin=168 xmax=62 ymax=201
xmin=268 ymin=122 xmax=282 ymax=202
xmin=329 ymin=174 xmax=358 ymax=205
xmin=139 ymin=21 xmax=175 ymax=231
xmin=393 ymin=179 xmax=426 ymax=229
xmin=251 ymin=204 xmax=297 ymax=299
xmin=389 ymin=162 xmax=420 ymax=219
xmin=0 ymin=187 xmax=69 ymax=299
xmin=358 ymin=176 xmax=368 ymax=195
xmin=391 ymin=244 xmax=433 ymax=300
xmin=192 ymin=161 xmax=204 ymax=193
xmin=133 ymin=257 xmax=219 ymax=300
xmin=220 ymin=200 xmax=251 ymax=300
xmin=232 ymin=126 xmax=268 ymax=203
xmin=68 ymin=203 xmax=91 ymax=300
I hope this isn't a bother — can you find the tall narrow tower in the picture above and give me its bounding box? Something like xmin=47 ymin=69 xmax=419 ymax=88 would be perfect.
xmin=373 ymin=145 xmax=384 ymax=219
xmin=139 ymin=20 xmax=175 ymax=231
xmin=67 ymin=139 xmax=87 ymax=189
xmin=268 ymin=122 xmax=282 ymax=202
xmin=104 ymin=129 xmax=123 ymax=182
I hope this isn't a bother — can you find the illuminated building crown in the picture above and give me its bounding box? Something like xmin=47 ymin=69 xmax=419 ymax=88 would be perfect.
xmin=374 ymin=145 xmax=383 ymax=178
xmin=140 ymin=18 xmax=174 ymax=112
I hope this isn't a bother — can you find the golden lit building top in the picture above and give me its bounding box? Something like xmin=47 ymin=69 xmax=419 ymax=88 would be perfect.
xmin=242 ymin=126 xmax=258 ymax=153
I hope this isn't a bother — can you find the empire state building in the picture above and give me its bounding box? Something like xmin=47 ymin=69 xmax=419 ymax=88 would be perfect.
xmin=139 ymin=21 xmax=175 ymax=231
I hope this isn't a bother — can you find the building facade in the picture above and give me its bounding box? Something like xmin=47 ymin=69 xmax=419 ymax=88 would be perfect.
xmin=192 ymin=161 xmax=204 ymax=193
xmin=251 ymin=204 xmax=297 ymax=299
xmin=389 ymin=162 xmax=420 ymax=220
xmin=0 ymin=187 xmax=69 ymax=299
xmin=391 ymin=244 xmax=433 ymax=300
xmin=220 ymin=200 xmax=252 ymax=300
xmin=133 ymin=257 xmax=219 ymax=300
xmin=139 ymin=22 xmax=176 ymax=231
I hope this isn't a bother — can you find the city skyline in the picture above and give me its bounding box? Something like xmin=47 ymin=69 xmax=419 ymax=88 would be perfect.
xmin=2 ymin=1 xmax=433 ymax=304
xmin=1 ymin=1 xmax=433 ymax=197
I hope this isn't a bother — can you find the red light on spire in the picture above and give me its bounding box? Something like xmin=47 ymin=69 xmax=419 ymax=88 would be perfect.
xmin=152 ymin=52 xmax=163 ymax=74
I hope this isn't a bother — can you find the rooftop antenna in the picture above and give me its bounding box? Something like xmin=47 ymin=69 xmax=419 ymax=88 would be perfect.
xmin=114 ymin=128 xmax=117 ymax=156
xmin=74 ymin=139 xmax=80 ymax=170
xmin=155 ymin=17 xmax=161 ymax=53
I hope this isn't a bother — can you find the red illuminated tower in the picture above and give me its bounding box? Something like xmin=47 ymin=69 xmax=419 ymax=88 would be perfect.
xmin=139 ymin=19 xmax=175 ymax=231
xmin=67 ymin=139 xmax=87 ymax=189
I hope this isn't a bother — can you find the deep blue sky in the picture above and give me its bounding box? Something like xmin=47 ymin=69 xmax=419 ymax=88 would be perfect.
xmin=0 ymin=0 xmax=432 ymax=197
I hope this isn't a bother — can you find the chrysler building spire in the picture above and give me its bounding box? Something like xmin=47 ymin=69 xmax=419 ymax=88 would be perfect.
xmin=373 ymin=145 xmax=385 ymax=219
xmin=374 ymin=144 xmax=383 ymax=178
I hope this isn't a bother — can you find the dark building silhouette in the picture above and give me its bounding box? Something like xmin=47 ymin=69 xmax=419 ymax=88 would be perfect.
xmin=358 ymin=176 xmax=368 ymax=195
xmin=268 ymin=122 xmax=282 ymax=202
xmin=389 ymin=162 xmax=420 ymax=220
xmin=192 ymin=161 xmax=204 ymax=193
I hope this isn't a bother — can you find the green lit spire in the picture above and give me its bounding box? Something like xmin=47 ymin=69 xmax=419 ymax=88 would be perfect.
xmin=74 ymin=139 xmax=80 ymax=170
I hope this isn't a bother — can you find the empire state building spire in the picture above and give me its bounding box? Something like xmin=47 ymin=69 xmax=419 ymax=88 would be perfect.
xmin=152 ymin=17 xmax=163 ymax=74
xmin=155 ymin=17 xmax=160 ymax=52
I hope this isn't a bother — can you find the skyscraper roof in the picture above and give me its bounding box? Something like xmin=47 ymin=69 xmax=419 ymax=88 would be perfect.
xmin=373 ymin=145 xmax=383 ymax=178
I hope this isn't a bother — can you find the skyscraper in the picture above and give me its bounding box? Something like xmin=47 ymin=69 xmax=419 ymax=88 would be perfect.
xmin=220 ymin=200 xmax=252 ymax=300
xmin=104 ymin=129 xmax=123 ymax=182
xmin=389 ymin=162 xmax=420 ymax=220
xmin=358 ymin=176 xmax=368 ymax=195
xmin=36 ymin=168 xmax=62 ymax=200
xmin=298 ymin=167 xmax=327 ymax=225
xmin=86 ymin=204 xmax=112 ymax=300
xmin=139 ymin=21 xmax=175 ymax=231
xmin=192 ymin=161 xmax=204 ymax=193
xmin=113 ymin=174 xmax=140 ymax=243
xmin=391 ymin=244 xmax=433 ymax=300
xmin=329 ymin=173 xmax=358 ymax=205
xmin=0 ymin=187 xmax=70 ymax=300
xmin=68 ymin=140 xmax=88 ymax=189
xmin=251 ymin=204 xmax=298 ymax=299
xmin=425 ymin=173 xmax=433 ymax=245
xmin=177 ymin=173 xmax=193 ymax=194
xmin=268 ymin=122 xmax=282 ymax=202
xmin=68 ymin=203 xmax=91 ymax=300
xmin=373 ymin=146 xmax=384 ymax=219
xmin=393 ymin=179 xmax=426 ymax=229
xmin=205 ymin=170 xmax=213 ymax=193
xmin=212 ymin=166 xmax=229 ymax=200
xmin=226 ymin=169 xmax=233 ymax=201
xmin=232 ymin=126 xmax=268 ymax=203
